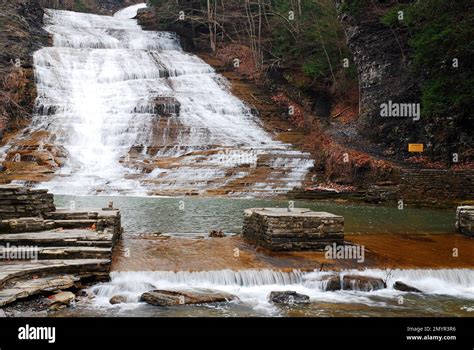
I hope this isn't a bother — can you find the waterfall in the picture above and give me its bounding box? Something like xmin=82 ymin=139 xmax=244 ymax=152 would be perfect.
xmin=89 ymin=268 xmax=474 ymax=313
xmin=4 ymin=3 xmax=313 ymax=196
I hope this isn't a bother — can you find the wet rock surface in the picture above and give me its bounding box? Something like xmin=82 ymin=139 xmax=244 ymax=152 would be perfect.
xmin=269 ymin=291 xmax=309 ymax=304
xmin=342 ymin=275 xmax=386 ymax=292
xmin=393 ymin=281 xmax=422 ymax=293
xmin=322 ymin=275 xmax=342 ymax=291
xmin=140 ymin=289 xmax=237 ymax=306
xmin=109 ymin=295 xmax=128 ymax=305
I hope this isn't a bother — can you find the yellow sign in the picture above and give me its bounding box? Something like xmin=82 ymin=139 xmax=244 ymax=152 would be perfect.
xmin=408 ymin=144 xmax=424 ymax=153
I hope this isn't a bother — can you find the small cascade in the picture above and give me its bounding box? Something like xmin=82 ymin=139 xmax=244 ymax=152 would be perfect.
xmin=3 ymin=3 xmax=313 ymax=196
xmin=89 ymin=268 xmax=474 ymax=313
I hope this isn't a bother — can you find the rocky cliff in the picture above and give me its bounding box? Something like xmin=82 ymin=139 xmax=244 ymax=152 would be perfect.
xmin=0 ymin=0 xmax=49 ymax=137
xmin=335 ymin=0 xmax=473 ymax=164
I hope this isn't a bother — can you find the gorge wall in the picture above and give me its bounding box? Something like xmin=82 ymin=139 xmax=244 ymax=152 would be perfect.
xmin=335 ymin=0 xmax=473 ymax=164
xmin=0 ymin=0 xmax=49 ymax=138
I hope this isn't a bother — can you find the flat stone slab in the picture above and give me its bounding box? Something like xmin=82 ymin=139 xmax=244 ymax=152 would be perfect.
xmin=44 ymin=210 xmax=99 ymax=220
xmin=0 ymin=274 xmax=80 ymax=307
xmin=243 ymin=207 xmax=344 ymax=251
xmin=0 ymin=259 xmax=111 ymax=289
xmin=0 ymin=229 xmax=113 ymax=247
xmin=0 ymin=246 xmax=112 ymax=260
xmin=244 ymin=208 xmax=343 ymax=219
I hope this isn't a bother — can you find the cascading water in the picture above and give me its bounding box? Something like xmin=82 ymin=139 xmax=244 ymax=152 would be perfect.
xmin=5 ymin=3 xmax=313 ymax=196
xmin=87 ymin=268 xmax=474 ymax=316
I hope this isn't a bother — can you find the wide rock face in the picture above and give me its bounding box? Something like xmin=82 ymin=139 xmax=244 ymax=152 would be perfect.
xmin=140 ymin=289 xmax=237 ymax=306
xmin=242 ymin=208 xmax=344 ymax=251
xmin=334 ymin=1 xmax=470 ymax=161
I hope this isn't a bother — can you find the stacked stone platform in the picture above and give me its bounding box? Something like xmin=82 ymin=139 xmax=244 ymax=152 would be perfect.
xmin=456 ymin=206 xmax=474 ymax=237
xmin=242 ymin=208 xmax=344 ymax=251
xmin=0 ymin=186 xmax=122 ymax=307
xmin=0 ymin=185 xmax=55 ymax=220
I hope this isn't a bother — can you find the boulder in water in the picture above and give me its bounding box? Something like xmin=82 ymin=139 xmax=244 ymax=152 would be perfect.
xmin=322 ymin=275 xmax=342 ymax=291
xmin=140 ymin=289 xmax=237 ymax=306
xmin=269 ymin=291 xmax=310 ymax=304
xmin=209 ymin=230 xmax=225 ymax=238
xmin=342 ymin=275 xmax=386 ymax=292
xmin=109 ymin=295 xmax=128 ymax=305
xmin=393 ymin=281 xmax=422 ymax=293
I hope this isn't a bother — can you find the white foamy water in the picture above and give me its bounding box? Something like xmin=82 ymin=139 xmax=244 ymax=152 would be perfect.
xmin=4 ymin=4 xmax=313 ymax=196
xmin=89 ymin=268 xmax=474 ymax=315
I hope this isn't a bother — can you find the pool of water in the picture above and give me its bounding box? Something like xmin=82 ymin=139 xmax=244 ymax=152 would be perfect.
xmin=54 ymin=195 xmax=455 ymax=235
